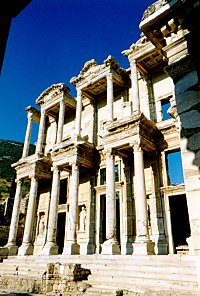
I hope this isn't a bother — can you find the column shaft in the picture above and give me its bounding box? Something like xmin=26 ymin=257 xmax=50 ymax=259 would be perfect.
xmin=56 ymin=99 xmax=65 ymax=144
xmin=63 ymin=163 xmax=80 ymax=254
xmin=106 ymin=151 xmax=116 ymax=240
xmin=134 ymin=145 xmax=148 ymax=239
xmin=36 ymin=109 xmax=46 ymax=154
xmin=22 ymin=113 xmax=33 ymax=158
xmin=133 ymin=145 xmax=155 ymax=255
xmin=101 ymin=150 xmax=120 ymax=254
xmin=75 ymin=89 xmax=82 ymax=136
xmin=131 ymin=60 xmax=140 ymax=112
xmin=46 ymin=167 xmax=60 ymax=243
xmin=107 ymin=73 xmax=114 ymax=121
xmin=6 ymin=179 xmax=22 ymax=255
xmin=68 ymin=163 xmax=79 ymax=241
xmin=42 ymin=166 xmax=60 ymax=255
xmin=18 ymin=176 xmax=38 ymax=255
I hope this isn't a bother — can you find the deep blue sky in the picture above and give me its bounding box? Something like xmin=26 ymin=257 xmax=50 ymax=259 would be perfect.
xmin=0 ymin=0 xmax=154 ymax=144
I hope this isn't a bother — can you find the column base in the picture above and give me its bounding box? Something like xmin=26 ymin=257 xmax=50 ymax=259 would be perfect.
xmin=155 ymin=240 xmax=168 ymax=255
xmin=6 ymin=243 xmax=18 ymax=256
xmin=121 ymin=242 xmax=133 ymax=255
xmin=133 ymin=240 xmax=155 ymax=255
xmin=80 ymin=243 xmax=95 ymax=255
xmin=101 ymin=238 xmax=121 ymax=255
xmin=18 ymin=242 xmax=33 ymax=256
xmin=62 ymin=242 xmax=80 ymax=255
xmin=42 ymin=242 xmax=58 ymax=255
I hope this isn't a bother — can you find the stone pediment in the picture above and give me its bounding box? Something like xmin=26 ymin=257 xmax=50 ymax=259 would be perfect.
xmin=70 ymin=55 xmax=126 ymax=86
xmin=36 ymin=83 xmax=71 ymax=105
xmin=70 ymin=59 xmax=103 ymax=85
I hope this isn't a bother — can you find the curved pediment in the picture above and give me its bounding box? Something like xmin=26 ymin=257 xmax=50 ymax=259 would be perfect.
xmin=70 ymin=59 xmax=102 ymax=85
xmin=36 ymin=83 xmax=70 ymax=105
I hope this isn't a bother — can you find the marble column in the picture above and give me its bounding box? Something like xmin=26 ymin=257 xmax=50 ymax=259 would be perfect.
xmin=42 ymin=166 xmax=60 ymax=255
xmin=130 ymin=60 xmax=140 ymax=112
xmin=56 ymin=98 xmax=65 ymax=144
xmin=133 ymin=144 xmax=155 ymax=255
xmin=75 ymin=88 xmax=82 ymax=136
xmin=63 ymin=163 xmax=80 ymax=255
xmin=6 ymin=179 xmax=22 ymax=255
xmin=107 ymin=72 xmax=114 ymax=121
xmin=121 ymin=158 xmax=133 ymax=255
xmin=18 ymin=176 xmax=38 ymax=256
xmin=22 ymin=112 xmax=33 ymax=158
xmin=102 ymin=149 xmax=120 ymax=254
xmin=36 ymin=108 xmax=46 ymax=155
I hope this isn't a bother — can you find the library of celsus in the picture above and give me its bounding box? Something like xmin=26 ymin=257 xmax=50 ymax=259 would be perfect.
xmin=1 ymin=0 xmax=200 ymax=295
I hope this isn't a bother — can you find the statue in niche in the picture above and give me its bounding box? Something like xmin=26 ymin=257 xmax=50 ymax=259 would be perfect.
xmin=38 ymin=214 xmax=45 ymax=236
xmin=79 ymin=206 xmax=86 ymax=232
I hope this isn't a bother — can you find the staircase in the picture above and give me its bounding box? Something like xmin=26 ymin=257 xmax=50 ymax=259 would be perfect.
xmin=0 ymin=254 xmax=200 ymax=295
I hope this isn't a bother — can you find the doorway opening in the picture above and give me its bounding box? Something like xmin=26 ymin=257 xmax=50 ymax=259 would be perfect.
xmin=56 ymin=212 xmax=66 ymax=254
xmin=116 ymin=191 xmax=120 ymax=245
xmin=100 ymin=194 xmax=106 ymax=248
xmin=169 ymin=194 xmax=191 ymax=253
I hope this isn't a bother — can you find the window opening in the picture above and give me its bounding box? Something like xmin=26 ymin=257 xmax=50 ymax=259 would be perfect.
xmin=161 ymin=97 xmax=171 ymax=120
xmin=100 ymin=168 xmax=106 ymax=185
xmin=115 ymin=164 xmax=119 ymax=182
xmin=59 ymin=178 xmax=67 ymax=204
xmin=166 ymin=151 xmax=184 ymax=185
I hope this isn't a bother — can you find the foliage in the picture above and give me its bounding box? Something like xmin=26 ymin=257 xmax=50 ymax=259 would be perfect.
xmin=0 ymin=140 xmax=35 ymax=201
xmin=0 ymin=139 xmax=35 ymax=181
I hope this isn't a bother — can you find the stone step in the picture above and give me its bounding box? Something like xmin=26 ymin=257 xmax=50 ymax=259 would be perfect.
xmin=81 ymin=263 xmax=197 ymax=275
xmin=87 ymin=267 xmax=197 ymax=282
xmin=86 ymin=276 xmax=199 ymax=291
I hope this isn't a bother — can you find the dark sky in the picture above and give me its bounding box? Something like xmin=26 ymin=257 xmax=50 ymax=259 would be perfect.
xmin=0 ymin=0 xmax=154 ymax=143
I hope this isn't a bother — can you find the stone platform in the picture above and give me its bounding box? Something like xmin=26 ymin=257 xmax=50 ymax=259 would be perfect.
xmin=0 ymin=255 xmax=200 ymax=295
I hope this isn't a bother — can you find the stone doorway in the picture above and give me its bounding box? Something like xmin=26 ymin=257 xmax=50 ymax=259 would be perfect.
xmin=99 ymin=194 xmax=106 ymax=249
xmin=56 ymin=212 xmax=66 ymax=254
xmin=116 ymin=193 xmax=120 ymax=245
xmin=169 ymin=194 xmax=191 ymax=253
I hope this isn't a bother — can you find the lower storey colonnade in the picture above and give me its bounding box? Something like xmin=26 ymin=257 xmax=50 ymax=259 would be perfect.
xmin=6 ymin=145 xmax=164 ymax=257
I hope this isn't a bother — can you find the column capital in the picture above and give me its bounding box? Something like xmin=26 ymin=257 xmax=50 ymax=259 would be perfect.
xmin=27 ymin=112 xmax=34 ymax=120
xmin=103 ymin=148 xmax=115 ymax=157
xmin=130 ymin=59 xmax=137 ymax=67
xmin=51 ymin=165 xmax=60 ymax=173
xmin=76 ymin=88 xmax=82 ymax=96
xmin=107 ymin=72 xmax=113 ymax=81
xmin=130 ymin=140 xmax=143 ymax=152
xmin=15 ymin=178 xmax=23 ymax=185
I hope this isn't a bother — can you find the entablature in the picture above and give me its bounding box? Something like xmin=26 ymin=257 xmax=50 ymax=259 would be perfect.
xmin=100 ymin=112 xmax=161 ymax=154
xmin=51 ymin=140 xmax=95 ymax=169
xmin=12 ymin=155 xmax=52 ymax=180
xmin=36 ymin=83 xmax=76 ymax=118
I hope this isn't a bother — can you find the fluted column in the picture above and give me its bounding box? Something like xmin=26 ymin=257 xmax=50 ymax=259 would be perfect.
xmin=18 ymin=176 xmax=38 ymax=256
xmin=75 ymin=88 xmax=82 ymax=136
xmin=107 ymin=72 xmax=114 ymax=121
xmin=133 ymin=143 xmax=155 ymax=255
xmin=6 ymin=179 xmax=22 ymax=255
xmin=42 ymin=166 xmax=60 ymax=255
xmin=36 ymin=108 xmax=46 ymax=155
xmin=56 ymin=98 xmax=65 ymax=144
xmin=130 ymin=60 xmax=140 ymax=112
xmin=102 ymin=149 xmax=120 ymax=254
xmin=63 ymin=163 xmax=80 ymax=255
xmin=22 ymin=112 xmax=33 ymax=158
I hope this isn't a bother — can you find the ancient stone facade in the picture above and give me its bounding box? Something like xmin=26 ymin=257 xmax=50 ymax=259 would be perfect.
xmin=2 ymin=0 xmax=200 ymax=266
